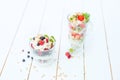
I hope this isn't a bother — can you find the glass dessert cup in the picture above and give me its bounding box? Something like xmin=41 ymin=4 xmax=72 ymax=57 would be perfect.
xmin=30 ymin=44 xmax=56 ymax=65
xmin=29 ymin=34 xmax=56 ymax=65
xmin=68 ymin=29 xmax=85 ymax=51
xmin=67 ymin=12 xmax=90 ymax=54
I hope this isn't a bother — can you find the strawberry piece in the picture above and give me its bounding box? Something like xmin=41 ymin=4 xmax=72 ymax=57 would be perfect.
xmin=65 ymin=52 xmax=71 ymax=59
xmin=71 ymin=32 xmax=76 ymax=37
xmin=79 ymin=23 xmax=85 ymax=28
xmin=69 ymin=24 xmax=75 ymax=30
xmin=31 ymin=43 xmax=34 ymax=49
xmin=77 ymin=15 xmax=84 ymax=21
xmin=38 ymin=40 xmax=44 ymax=45
xmin=44 ymin=48 xmax=49 ymax=50
xmin=46 ymin=38 xmax=49 ymax=43
xmin=75 ymin=34 xmax=81 ymax=40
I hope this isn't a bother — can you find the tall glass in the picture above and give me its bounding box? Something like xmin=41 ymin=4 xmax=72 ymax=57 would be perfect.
xmin=67 ymin=12 xmax=90 ymax=51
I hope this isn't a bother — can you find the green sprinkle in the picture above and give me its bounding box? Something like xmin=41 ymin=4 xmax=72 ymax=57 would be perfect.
xmin=69 ymin=48 xmax=74 ymax=53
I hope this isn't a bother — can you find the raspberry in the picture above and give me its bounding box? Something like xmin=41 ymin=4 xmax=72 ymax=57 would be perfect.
xmin=65 ymin=52 xmax=71 ymax=59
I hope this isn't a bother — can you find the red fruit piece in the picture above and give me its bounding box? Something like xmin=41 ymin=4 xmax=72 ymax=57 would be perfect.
xmin=77 ymin=15 xmax=84 ymax=21
xmin=38 ymin=40 xmax=44 ymax=45
xmin=46 ymin=38 xmax=49 ymax=43
xmin=79 ymin=23 xmax=85 ymax=28
xmin=75 ymin=34 xmax=81 ymax=39
xmin=65 ymin=52 xmax=71 ymax=59
xmin=69 ymin=24 xmax=75 ymax=30
xmin=31 ymin=43 xmax=34 ymax=49
xmin=71 ymin=32 xmax=76 ymax=37
xmin=44 ymin=48 xmax=49 ymax=50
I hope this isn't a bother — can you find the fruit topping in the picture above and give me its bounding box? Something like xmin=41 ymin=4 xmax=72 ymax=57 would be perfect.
xmin=65 ymin=52 xmax=71 ymax=59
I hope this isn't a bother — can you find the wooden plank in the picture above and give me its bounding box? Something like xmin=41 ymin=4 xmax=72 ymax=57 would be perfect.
xmin=0 ymin=0 xmax=46 ymax=80
xmin=0 ymin=0 xmax=27 ymax=75
xmin=102 ymin=0 xmax=120 ymax=79
xmin=82 ymin=0 xmax=112 ymax=80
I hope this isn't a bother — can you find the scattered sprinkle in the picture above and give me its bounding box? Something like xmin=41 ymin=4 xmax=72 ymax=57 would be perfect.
xmin=22 ymin=49 xmax=24 ymax=52
xmin=31 ymin=57 xmax=33 ymax=60
xmin=27 ymin=55 xmax=30 ymax=58
xmin=27 ymin=51 xmax=30 ymax=54
xmin=69 ymin=48 xmax=74 ymax=53
xmin=22 ymin=59 xmax=25 ymax=62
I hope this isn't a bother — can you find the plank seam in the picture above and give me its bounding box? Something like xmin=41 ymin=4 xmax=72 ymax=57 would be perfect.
xmin=83 ymin=45 xmax=86 ymax=80
xmin=100 ymin=0 xmax=114 ymax=80
xmin=55 ymin=10 xmax=65 ymax=80
xmin=27 ymin=59 xmax=33 ymax=80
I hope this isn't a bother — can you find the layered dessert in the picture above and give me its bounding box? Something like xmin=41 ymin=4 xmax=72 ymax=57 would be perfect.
xmin=30 ymin=34 xmax=56 ymax=56
xmin=68 ymin=12 xmax=90 ymax=49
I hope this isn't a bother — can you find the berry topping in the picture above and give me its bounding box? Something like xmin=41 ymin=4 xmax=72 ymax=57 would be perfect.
xmin=44 ymin=48 xmax=49 ymax=50
xmin=46 ymin=38 xmax=49 ymax=43
xmin=31 ymin=43 xmax=34 ymax=49
xmin=38 ymin=40 xmax=44 ymax=45
xmin=75 ymin=34 xmax=81 ymax=39
xmin=30 ymin=34 xmax=56 ymax=52
xmin=77 ymin=15 xmax=84 ymax=21
xmin=79 ymin=23 xmax=85 ymax=28
xmin=40 ymin=36 xmax=45 ymax=40
xmin=65 ymin=52 xmax=71 ymax=59
xmin=69 ymin=25 xmax=75 ymax=30
xmin=71 ymin=32 xmax=76 ymax=37
xmin=37 ymin=43 xmax=40 ymax=46
xmin=33 ymin=37 xmax=35 ymax=40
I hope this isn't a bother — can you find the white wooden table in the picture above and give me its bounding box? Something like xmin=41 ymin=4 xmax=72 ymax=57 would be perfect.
xmin=0 ymin=0 xmax=120 ymax=80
